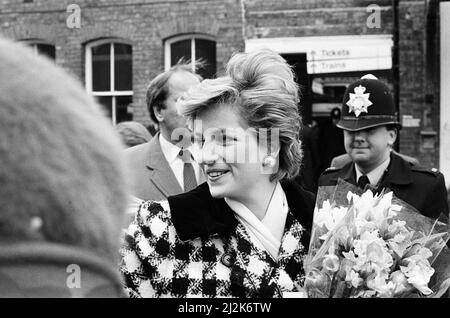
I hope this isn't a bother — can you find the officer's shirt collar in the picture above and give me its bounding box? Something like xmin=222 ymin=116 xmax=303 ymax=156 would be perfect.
xmin=355 ymin=155 xmax=390 ymax=187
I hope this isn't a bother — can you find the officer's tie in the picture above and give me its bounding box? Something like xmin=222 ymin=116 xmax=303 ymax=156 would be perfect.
xmin=179 ymin=149 xmax=197 ymax=192
xmin=357 ymin=175 xmax=370 ymax=190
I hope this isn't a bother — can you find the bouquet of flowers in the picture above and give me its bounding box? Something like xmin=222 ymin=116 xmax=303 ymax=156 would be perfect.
xmin=304 ymin=179 xmax=450 ymax=298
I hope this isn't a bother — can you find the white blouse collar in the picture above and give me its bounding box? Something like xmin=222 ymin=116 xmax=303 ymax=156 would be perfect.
xmin=224 ymin=182 xmax=288 ymax=260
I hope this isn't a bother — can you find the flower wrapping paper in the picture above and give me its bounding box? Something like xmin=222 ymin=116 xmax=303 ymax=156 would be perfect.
xmin=304 ymin=179 xmax=450 ymax=298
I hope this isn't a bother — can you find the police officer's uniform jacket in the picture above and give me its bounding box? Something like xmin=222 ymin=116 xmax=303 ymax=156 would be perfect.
xmin=319 ymin=74 xmax=449 ymax=220
xmin=120 ymin=180 xmax=314 ymax=298
xmin=318 ymin=152 xmax=449 ymax=219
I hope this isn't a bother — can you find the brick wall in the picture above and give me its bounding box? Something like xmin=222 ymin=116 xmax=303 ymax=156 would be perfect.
xmin=243 ymin=0 xmax=393 ymax=38
xmin=0 ymin=0 xmax=244 ymax=128
xmin=397 ymin=0 xmax=440 ymax=168
xmin=0 ymin=0 xmax=441 ymax=167
xmin=243 ymin=0 xmax=440 ymax=168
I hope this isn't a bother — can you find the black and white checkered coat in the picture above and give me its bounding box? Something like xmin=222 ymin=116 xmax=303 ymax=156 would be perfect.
xmin=120 ymin=181 xmax=314 ymax=298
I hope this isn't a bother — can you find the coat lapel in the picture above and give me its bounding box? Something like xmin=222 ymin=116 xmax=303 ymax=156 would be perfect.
xmin=329 ymin=161 xmax=356 ymax=185
xmin=230 ymin=223 xmax=279 ymax=297
xmin=169 ymin=183 xmax=239 ymax=242
xmin=228 ymin=212 xmax=308 ymax=298
xmin=276 ymin=213 xmax=308 ymax=290
xmin=146 ymin=133 xmax=183 ymax=197
xmin=226 ymin=182 xmax=313 ymax=297
xmin=168 ymin=180 xmax=314 ymax=297
xmin=328 ymin=153 xmax=413 ymax=191
xmin=169 ymin=180 xmax=315 ymax=243
xmin=378 ymin=152 xmax=413 ymax=190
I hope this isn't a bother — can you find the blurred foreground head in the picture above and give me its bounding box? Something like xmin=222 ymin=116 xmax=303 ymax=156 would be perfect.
xmin=115 ymin=121 xmax=153 ymax=148
xmin=0 ymin=37 xmax=129 ymax=296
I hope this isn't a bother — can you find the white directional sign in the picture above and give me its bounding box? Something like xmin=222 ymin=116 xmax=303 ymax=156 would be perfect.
xmin=307 ymin=46 xmax=391 ymax=62
xmin=307 ymin=56 xmax=392 ymax=74
xmin=246 ymin=35 xmax=393 ymax=74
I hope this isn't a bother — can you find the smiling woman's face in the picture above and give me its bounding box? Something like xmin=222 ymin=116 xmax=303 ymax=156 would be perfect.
xmin=344 ymin=125 xmax=396 ymax=171
xmin=193 ymin=104 xmax=271 ymax=200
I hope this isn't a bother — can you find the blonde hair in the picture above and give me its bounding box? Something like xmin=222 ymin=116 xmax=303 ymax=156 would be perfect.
xmin=178 ymin=49 xmax=302 ymax=181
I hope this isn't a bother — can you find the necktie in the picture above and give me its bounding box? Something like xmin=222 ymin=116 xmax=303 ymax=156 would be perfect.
xmin=357 ymin=175 xmax=370 ymax=190
xmin=179 ymin=149 xmax=197 ymax=192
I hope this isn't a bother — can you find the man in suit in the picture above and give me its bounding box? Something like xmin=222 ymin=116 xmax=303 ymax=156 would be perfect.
xmin=318 ymin=75 xmax=449 ymax=219
xmin=125 ymin=63 xmax=206 ymax=202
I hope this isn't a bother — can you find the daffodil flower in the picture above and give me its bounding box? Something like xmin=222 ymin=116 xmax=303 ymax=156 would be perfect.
xmin=400 ymin=256 xmax=434 ymax=295
xmin=322 ymin=254 xmax=340 ymax=273
xmin=390 ymin=270 xmax=414 ymax=296
xmin=346 ymin=270 xmax=363 ymax=288
xmin=314 ymin=200 xmax=348 ymax=240
xmin=366 ymin=271 xmax=395 ymax=296
xmin=307 ymin=182 xmax=450 ymax=298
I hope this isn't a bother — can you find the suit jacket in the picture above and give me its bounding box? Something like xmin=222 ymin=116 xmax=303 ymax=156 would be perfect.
xmin=124 ymin=132 xmax=206 ymax=201
xmin=318 ymin=153 xmax=449 ymax=219
xmin=120 ymin=180 xmax=315 ymax=298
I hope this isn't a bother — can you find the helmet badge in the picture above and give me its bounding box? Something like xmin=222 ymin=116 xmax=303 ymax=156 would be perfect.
xmin=346 ymin=85 xmax=373 ymax=117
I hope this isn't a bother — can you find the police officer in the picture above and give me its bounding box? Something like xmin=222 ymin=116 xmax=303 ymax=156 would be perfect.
xmin=318 ymin=75 xmax=449 ymax=219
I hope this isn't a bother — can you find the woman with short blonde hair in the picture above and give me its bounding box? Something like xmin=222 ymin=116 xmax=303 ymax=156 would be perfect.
xmin=121 ymin=49 xmax=314 ymax=298
xmin=179 ymin=49 xmax=303 ymax=182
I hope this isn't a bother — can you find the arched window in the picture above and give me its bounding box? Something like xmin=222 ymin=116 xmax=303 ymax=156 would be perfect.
xmin=85 ymin=40 xmax=133 ymax=125
xmin=21 ymin=40 xmax=56 ymax=60
xmin=165 ymin=35 xmax=216 ymax=79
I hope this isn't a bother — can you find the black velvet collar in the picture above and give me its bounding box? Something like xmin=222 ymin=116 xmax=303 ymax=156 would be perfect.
xmin=169 ymin=180 xmax=315 ymax=241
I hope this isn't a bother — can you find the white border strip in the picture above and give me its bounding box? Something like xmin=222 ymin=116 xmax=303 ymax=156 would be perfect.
xmin=440 ymin=2 xmax=450 ymax=188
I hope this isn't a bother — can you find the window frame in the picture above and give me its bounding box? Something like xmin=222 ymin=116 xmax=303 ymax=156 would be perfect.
xmin=85 ymin=39 xmax=133 ymax=125
xmin=20 ymin=39 xmax=56 ymax=60
xmin=164 ymin=34 xmax=216 ymax=72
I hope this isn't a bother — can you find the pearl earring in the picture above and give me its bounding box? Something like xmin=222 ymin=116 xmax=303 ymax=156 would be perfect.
xmin=30 ymin=216 xmax=43 ymax=231
xmin=263 ymin=156 xmax=276 ymax=168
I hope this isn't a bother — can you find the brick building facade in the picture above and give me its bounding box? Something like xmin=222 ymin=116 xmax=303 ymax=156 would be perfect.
xmin=0 ymin=0 xmax=448 ymax=180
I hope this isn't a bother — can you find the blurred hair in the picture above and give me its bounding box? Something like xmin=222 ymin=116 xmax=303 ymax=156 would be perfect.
xmin=146 ymin=60 xmax=202 ymax=123
xmin=115 ymin=121 xmax=152 ymax=148
xmin=0 ymin=37 xmax=129 ymax=262
xmin=177 ymin=49 xmax=302 ymax=182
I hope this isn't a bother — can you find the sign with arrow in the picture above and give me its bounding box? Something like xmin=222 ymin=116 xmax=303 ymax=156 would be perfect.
xmin=307 ymin=56 xmax=392 ymax=74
